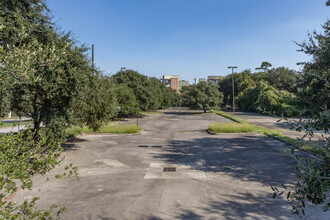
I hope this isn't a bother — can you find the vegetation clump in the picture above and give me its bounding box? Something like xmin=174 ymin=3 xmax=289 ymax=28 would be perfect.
xmin=208 ymin=122 xmax=253 ymax=133
xmin=181 ymin=81 xmax=223 ymax=112
xmin=66 ymin=124 xmax=142 ymax=137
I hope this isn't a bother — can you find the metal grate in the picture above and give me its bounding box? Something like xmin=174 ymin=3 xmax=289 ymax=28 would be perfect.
xmin=163 ymin=167 xmax=176 ymax=172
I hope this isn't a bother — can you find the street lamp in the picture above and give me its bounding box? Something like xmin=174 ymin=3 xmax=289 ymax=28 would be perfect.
xmin=228 ymin=66 xmax=238 ymax=115
xmin=120 ymin=67 xmax=126 ymax=78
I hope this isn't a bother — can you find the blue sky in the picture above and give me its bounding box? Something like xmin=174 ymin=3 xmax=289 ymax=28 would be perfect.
xmin=47 ymin=0 xmax=329 ymax=83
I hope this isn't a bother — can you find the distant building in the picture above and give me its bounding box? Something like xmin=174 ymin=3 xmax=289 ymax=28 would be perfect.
xmin=163 ymin=75 xmax=180 ymax=92
xmin=199 ymin=78 xmax=206 ymax=83
xmin=178 ymin=80 xmax=189 ymax=92
xmin=170 ymin=78 xmax=179 ymax=92
xmin=207 ymin=76 xmax=223 ymax=84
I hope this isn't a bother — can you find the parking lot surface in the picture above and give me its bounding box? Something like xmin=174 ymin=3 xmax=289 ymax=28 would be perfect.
xmin=16 ymin=109 xmax=328 ymax=219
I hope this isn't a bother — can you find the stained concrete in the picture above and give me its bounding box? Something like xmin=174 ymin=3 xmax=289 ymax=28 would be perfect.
xmin=15 ymin=109 xmax=329 ymax=220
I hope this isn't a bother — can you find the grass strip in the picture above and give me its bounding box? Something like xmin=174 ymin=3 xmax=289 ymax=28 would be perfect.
xmin=66 ymin=124 xmax=142 ymax=137
xmin=208 ymin=122 xmax=254 ymax=133
xmin=211 ymin=110 xmax=315 ymax=152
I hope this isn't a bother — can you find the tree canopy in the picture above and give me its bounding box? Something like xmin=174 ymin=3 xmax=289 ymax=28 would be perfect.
xmin=111 ymin=69 xmax=180 ymax=111
xmin=181 ymin=81 xmax=223 ymax=112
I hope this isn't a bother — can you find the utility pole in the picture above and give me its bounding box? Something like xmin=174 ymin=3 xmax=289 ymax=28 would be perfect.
xmin=228 ymin=66 xmax=238 ymax=115
xmin=92 ymin=44 xmax=94 ymax=70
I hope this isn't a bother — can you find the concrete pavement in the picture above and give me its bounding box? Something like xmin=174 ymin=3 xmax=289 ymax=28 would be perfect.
xmin=15 ymin=109 xmax=328 ymax=219
xmin=225 ymin=111 xmax=327 ymax=141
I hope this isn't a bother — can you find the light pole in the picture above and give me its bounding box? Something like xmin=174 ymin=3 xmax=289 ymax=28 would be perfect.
xmin=120 ymin=67 xmax=126 ymax=78
xmin=228 ymin=66 xmax=238 ymax=115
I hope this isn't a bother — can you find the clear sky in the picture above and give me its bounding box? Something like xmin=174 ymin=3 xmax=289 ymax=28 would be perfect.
xmin=47 ymin=0 xmax=329 ymax=83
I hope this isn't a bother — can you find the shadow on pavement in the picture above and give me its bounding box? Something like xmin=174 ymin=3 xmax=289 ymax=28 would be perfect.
xmin=146 ymin=135 xmax=301 ymax=219
xmin=62 ymin=138 xmax=87 ymax=151
xmin=174 ymin=192 xmax=294 ymax=220
xmin=152 ymin=136 xmax=296 ymax=186
xmin=143 ymin=135 xmax=314 ymax=219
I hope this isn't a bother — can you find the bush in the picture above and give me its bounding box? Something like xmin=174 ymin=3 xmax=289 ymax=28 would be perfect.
xmin=0 ymin=129 xmax=78 ymax=219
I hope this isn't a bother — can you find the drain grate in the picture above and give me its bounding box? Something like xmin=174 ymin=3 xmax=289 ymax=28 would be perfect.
xmin=163 ymin=167 xmax=176 ymax=172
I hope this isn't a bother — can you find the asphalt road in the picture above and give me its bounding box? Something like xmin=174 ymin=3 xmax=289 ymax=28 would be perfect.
xmin=15 ymin=109 xmax=328 ymax=220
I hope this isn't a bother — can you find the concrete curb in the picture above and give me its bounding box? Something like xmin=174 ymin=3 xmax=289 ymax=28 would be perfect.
xmin=70 ymin=129 xmax=144 ymax=138
xmin=87 ymin=129 xmax=145 ymax=136
xmin=206 ymin=129 xmax=217 ymax=135
xmin=207 ymin=129 xmax=319 ymax=159
xmin=206 ymin=129 xmax=261 ymax=135
xmin=264 ymin=133 xmax=319 ymax=159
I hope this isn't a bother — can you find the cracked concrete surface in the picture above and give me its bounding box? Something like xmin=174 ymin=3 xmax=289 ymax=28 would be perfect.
xmin=15 ymin=109 xmax=329 ymax=220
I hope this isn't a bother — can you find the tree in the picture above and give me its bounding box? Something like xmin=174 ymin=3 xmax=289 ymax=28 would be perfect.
xmin=236 ymin=80 xmax=301 ymax=117
xmin=219 ymin=70 xmax=255 ymax=106
xmin=262 ymin=67 xmax=301 ymax=94
xmin=114 ymin=84 xmax=140 ymax=118
xmin=0 ymin=0 xmax=85 ymax=217
xmin=0 ymin=0 xmax=51 ymax=117
xmin=272 ymin=110 xmax=329 ymax=216
xmin=111 ymin=70 xmax=179 ymax=111
xmin=163 ymin=86 xmax=181 ymax=108
xmin=0 ymin=0 xmax=95 ymax=137
xmin=181 ymin=81 xmax=223 ymax=112
xmin=271 ymin=19 xmax=330 ymax=217
xmin=297 ymin=19 xmax=330 ymax=114
xmin=255 ymin=61 xmax=272 ymax=71
xmin=73 ymin=74 xmax=117 ymax=131
xmin=112 ymin=70 xmax=155 ymax=111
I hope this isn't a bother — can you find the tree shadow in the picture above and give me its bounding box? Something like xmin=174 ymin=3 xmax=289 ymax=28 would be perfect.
xmin=173 ymin=192 xmax=303 ymax=220
xmin=152 ymin=135 xmax=299 ymax=186
xmin=148 ymin=135 xmax=317 ymax=219
xmin=62 ymin=138 xmax=87 ymax=151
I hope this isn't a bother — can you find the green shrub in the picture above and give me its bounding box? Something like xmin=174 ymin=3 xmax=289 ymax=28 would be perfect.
xmin=236 ymin=80 xmax=302 ymax=117
xmin=0 ymin=129 xmax=78 ymax=218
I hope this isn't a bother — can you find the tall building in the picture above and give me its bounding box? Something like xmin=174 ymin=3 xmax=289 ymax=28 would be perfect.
xmin=207 ymin=76 xmax=223 ymax=84
xmin=163 ymin=75 xmax=180 ymax=92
